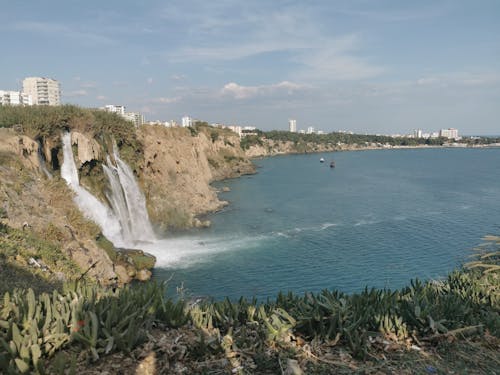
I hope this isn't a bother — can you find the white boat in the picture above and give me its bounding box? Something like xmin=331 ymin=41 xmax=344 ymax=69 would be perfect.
xmin=320 ymin=158 xmax=325 ymax=163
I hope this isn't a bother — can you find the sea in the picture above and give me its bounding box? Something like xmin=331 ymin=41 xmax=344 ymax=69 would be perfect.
xmin=151 ymin=148 xmax=500 ymax=301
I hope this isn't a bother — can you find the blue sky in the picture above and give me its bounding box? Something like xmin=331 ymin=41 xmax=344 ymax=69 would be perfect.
xmin=1 ymin=0 xmax=499 ymax=134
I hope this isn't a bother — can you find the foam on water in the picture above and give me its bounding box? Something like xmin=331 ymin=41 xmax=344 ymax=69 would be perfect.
xmin=143 ymin=234 xmax=268 ymax=268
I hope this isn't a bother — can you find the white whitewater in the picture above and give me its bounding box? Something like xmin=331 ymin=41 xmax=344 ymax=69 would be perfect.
xmin=37 ymin=140 xmax=53 ymax=179
xmin=60 ymin=132 xmax=155 ymax=248
xmin=112 ymin=146 xmax=155 ymax=241
xmin=60 ymin=131 xmax=245 ymax=267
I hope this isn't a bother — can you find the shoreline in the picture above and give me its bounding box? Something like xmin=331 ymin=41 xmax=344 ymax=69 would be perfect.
xmin=198 ymin=141 xmax=500 ymax=223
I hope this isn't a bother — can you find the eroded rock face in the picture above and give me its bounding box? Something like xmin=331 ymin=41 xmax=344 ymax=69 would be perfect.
xmin=0 ymin=129 xmax=150 ymax=285
xmin=0 ymin=124 xmax=257 ymax=284
xmin=1 ymin=132 xmax=42 ymax=170
xmin=245 ymin=139 xmax=336 ymax=158
xmin=71 ymin=131 xmax=101 ymax=166
xmin=137 ymin=126 xmax=255 ymax=230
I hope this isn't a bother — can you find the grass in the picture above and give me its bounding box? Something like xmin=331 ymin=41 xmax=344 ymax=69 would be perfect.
xmin=0 ymin=223 xmax=79 ymax=280
xmin=0 ymin=104 xmax=143 ymax=171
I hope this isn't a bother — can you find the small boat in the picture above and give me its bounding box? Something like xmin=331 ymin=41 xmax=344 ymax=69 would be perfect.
xmin=320 ymin=158 xmax=325 ymax=163
xmin=330 ymin=161 xmax=335 ymax=168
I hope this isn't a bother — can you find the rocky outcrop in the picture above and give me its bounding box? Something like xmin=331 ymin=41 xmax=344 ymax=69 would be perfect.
xmin=137 ymin=125 xmax=255 ymax=230
xmin=71 ymin=131 xmax=101 ymax=166
xmin=245 ymin=139 xmax=336 ymax=158
xmin=0 ymin=123 xmax=258 ymax=284
xmin=0 ymin=129 xmax=152 ymax=285
xmin=0 ymin=130 xmax=41 ymax=170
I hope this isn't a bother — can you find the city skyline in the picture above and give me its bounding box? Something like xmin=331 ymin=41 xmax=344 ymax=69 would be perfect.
xmin=1 ymin=1 xmax=500 ymax=135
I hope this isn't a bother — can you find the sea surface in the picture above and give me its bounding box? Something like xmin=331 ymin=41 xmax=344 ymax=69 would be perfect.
xmin=152 ymin=148 xmax=500 ymax=300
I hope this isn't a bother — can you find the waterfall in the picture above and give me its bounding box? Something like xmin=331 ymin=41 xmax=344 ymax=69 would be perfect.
xmin=60 ymin=132 xmax=155 ymax=247
xmin=37 ymin=140 xmax=53 ymax=179
xmin=110 ymin=146 xmax=156 ymax=241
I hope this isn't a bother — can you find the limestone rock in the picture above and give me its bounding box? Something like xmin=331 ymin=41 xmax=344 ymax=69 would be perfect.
xmin=71 ymin=131 xmax=101 ymax=165
xmin=136 ymin=269 xmax=152 ymax=281
xmin=138 ymin=125 xmax=256 ymax=230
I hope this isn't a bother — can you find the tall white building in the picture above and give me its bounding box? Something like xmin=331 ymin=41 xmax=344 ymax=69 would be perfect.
xmin=414 ymin=129 xmax=423 ymax=138
xmin=182 ymin=116 xmax=193 ymax=127
xmin=440 ymin=128 xmax=459 ymax=139
xmin=22 ymin=77 xmax=61 ymax=106
xmin=123 ymin=112 xmax=144 ymax=127
xmin=0 ymin=90 xmax=32 ymax=106
xmin=306 ymin=126 xmax=315 ymax=134
xmin=104 ymin=105 xmax=126 ymax=115
xmin=289 ymin=119 xmax=297 ymax=133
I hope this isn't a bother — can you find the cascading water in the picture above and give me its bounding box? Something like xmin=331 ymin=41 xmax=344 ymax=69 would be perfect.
xmin=61 ymin=131 xmax=248 ymax=268
xmin=111 ymin=146 xmax=155 ymax=241
xmin=60 ymin=132 xmax=155 ymax=248
xmin=37 ymin=140 xmax=53 ymax=179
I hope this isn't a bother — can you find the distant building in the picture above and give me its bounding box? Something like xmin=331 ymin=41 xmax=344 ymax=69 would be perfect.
xmin=306 ymin=126 xmax=315 ymax=134
xmin=103 ymin=105 xmax=144 ymax=127
xmin=0 ymin=90 xmax=32 ymax=106
xmin=122 ymin=112 xmax=144 ymax=127
xmin=414 ymin=129 xmax=423 ymax=138
xmin=181 ymin=116 xmax=193 ymax=127
xmin=227 ymin=125 xmax=242 ymax=136
xmin=104 ymin=104 xmax=126 ymax=115
xmin=289 ymin=119 xmax=297 ymax=133
xmin=22 ymin=77 xmax=60 ymax=105
xmin=440 ymin=128 xmax=459 ymax=139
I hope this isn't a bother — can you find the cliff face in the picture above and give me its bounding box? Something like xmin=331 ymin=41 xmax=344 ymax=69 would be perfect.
xmin=0 ymin=128 xmax=119 ymax=284
xmin=0 ymin=125 xmax=256 ymax=284
xmin=245 ymin=139 xmax=336 ymax=157
xmin=137 ymin=125 xmax=255 ymax=230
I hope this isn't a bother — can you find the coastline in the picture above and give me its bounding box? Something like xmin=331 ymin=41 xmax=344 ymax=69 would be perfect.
xmin=245 ymin=141 xmax=500 ymax=159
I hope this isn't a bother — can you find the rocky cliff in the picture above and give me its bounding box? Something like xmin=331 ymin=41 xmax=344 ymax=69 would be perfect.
xmin=0 ymin=123 xmax=255 ymax=285
xmin=0 ymin=128 xmax=121 ymax=284
xmin=244 ymin=139 xmax=337 ymax=157
xmin=138 ymin=125 xmax=255 ymax=230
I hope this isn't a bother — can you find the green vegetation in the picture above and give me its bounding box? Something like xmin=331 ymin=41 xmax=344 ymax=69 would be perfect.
xmin=263 ymin=130 xmax=448 ymax=147
xmin=0 ymin=281 xmax=186 ymax=373
xmin=0 ymin=224 xmax=79 ymax=288
xmin=240 ymin=134 xmax=264 ymax=150
xmin=0 ymin=237 xmax=498 ymax=373
xmin=0 ymin=105 xmax=143 ymax=170
xmin=241 ymin=130 xmax=500 ymax=151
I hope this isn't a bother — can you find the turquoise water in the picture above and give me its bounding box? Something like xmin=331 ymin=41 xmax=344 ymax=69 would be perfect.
xmin=153 ymin=148 xmax=500 ymax=300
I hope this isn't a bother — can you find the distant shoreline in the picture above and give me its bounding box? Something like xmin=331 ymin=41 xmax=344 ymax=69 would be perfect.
xmin=245 ymin=141 xmax=500 ymax=161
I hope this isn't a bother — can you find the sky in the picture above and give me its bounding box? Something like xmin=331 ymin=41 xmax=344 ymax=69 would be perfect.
xmin=1 ymin=0 xmax=500 ymax=135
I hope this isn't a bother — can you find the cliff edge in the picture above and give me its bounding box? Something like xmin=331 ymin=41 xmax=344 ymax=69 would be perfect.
xmin=138 ymin=124 xmax=255 ymax=230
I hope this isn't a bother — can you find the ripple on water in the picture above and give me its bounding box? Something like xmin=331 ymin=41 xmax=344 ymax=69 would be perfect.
xmin=154 ymin=148 xmax=500 ymax=300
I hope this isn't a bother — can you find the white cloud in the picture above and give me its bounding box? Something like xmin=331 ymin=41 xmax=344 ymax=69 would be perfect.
xmin=96 ymin=95 xmax=107 ymax=100
xmin=160 ymin=4 xmax=383 ymax=82
xmin=81 ymin=82 xmax=97 ymax=88
xmin=171 ymin=74 xmax=186 ymax=81
xmin=221 ymin=81 xmax=306 ymax=100
xmin=65 ymin=90 xmax=88 ymax=97
xmin=13 ymin=21 xmax=113 ymax=45
xmin=152 ymin=96 xmax=181 ymax=104
xmin=415 ymin=73 xmax=500 ymax=87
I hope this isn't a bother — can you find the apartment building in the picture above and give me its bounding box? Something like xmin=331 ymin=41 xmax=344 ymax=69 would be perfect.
xmin=122 ymin=112 xmax=145 ymax=127
xmin=182 ymin=116 xmax=193 ymax=127
xmin=104 ymin=104 xmax=126 ymax=115
xmin=22 ymin=77 xmax=61 ymax=106
xmin=440 ymin=128 xmax=459 ymax=139
xmin=0 ymin=90 xmax=32 ymax=106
